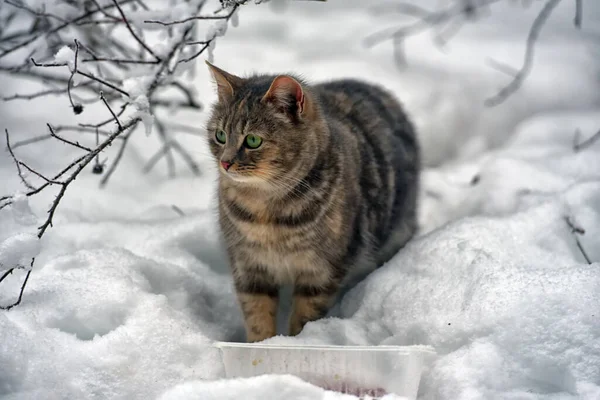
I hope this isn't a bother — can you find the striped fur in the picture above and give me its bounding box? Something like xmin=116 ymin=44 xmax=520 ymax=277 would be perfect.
xmin=205 ymin=62 xmax=420 ymax=342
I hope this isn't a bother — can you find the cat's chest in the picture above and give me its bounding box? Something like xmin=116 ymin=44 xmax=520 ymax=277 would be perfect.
xmin=244 ymin=243 xmax=323 ymax=283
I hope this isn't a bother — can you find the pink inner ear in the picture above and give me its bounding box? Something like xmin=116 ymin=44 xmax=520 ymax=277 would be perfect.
xmin=268 ymin=76 xmax=305 ymax=114
xmin=295 ymin=84 xmax=305 ymax=114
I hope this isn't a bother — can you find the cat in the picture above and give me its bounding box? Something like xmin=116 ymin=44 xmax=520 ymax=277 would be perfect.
xmin=205 ymin=61 xmax=420 ymax=342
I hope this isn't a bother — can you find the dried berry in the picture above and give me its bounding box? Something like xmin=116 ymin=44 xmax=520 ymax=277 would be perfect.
xmin=92 ymin=164 xmax=104 ymax=174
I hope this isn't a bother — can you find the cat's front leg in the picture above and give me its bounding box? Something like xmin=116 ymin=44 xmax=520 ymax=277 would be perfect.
xmin=233 ymin=266 xmax=279 ymax=342
xmin=289 ymin=275 xmax=339 ymax=336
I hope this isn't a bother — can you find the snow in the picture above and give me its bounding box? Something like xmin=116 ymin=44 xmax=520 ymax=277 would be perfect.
xmin=1 ymin=0 xmax=600 ymax=399
xmin=158 ymin=375 xmax=364 ymax=400
xmin=0 ymin=233 xmax=39 ymax=272
xmin=53 ymin=46 xmax=76 ymax=69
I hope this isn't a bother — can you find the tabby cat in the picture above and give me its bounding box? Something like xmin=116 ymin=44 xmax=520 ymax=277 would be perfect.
xmin=205 ymin=61 xmax=420 ymax=342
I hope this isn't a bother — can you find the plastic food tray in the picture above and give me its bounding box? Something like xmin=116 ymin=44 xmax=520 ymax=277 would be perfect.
xmin=215 ymin=342 xmax=435 ymax=399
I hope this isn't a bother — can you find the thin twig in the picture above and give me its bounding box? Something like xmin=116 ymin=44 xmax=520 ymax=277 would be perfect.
xmin=180 ymin=42 xmax=210 ymax=64
xmin=99 ymin=126 xmax=135 ymax=187
xmin=80 ymin=104 xmax=129 ymax=129
xmin=111 ymin=0 xmax=161 ymax=61
xmin=5 ymin=129 xmax=35 ymax=190
xmin=170 ymin=140 xmax=201 ymax=175
xmin=0 ymin=0 xmax=136 ymax=60
xmin=30 ymin=58 xmax=131 ymax=97
xmin=574 ymin=0 xmax=582 ymax=28
xmin=0 ymin=259 xmax=33 ymax=311
xmin=485 ymin=0 xmax=562 ymax=106
xmin=144 ymin=115 xmax=175 ymax=177
xmin=364 ymin=1 xmax=502 ymax=48
xmin=573 ymin=128 xmax=600 ymax=152
xmin=0 ymin=266 xmax=22 ymax=285
xmin=169 ymin=81 xmax=202 ymax=109
xmin=90 ymin=0 xmax=122 ymax=22
xmin=19 ymin=162 xmax=61 ymax=184
xmin=3 ymin=88 xmax=72 ymax=101
xmin=11 ymin=134 xmax=53 ymax=150
xmin=5 ymin=0 xmax=68 ymax=23
xmin=75 ymin=70 xmax=130 ymax=97
xmin=143 ymin=142 xmax=173 ymax=176
xmin=171 ymin=205 xmax=185 ymax=216
xmin=36 ymin=117 xmax=140 ymax=238
xmin=564 ymin=216 xmax=592 ymax=264
xmin=82 ymin=57 xmax=159 ymax=64
xmin=0 ymin=0 xmax=294 ymax=309
xmin=67 ymin=39 xmax=83 ymax=114
xmin=145 ymin=6 xmax=238 ymax=26
xmin=47 ymin=124 xmax=93 ymax=152
xmin=100 ymin=92 xmax=123 ymax=131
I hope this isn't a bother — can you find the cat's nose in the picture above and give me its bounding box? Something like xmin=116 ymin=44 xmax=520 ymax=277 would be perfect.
xmin=220 ymin=160 xmax=232 ymax=171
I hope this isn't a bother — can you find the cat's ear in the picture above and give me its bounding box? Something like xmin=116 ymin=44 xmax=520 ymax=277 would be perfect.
xmin=205 ymin=61 xmax=243 ymax=102
xmin=262 ymin=75 xmax=307 ymax=120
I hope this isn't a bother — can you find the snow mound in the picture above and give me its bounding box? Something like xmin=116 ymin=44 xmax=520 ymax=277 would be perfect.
xmin=1 ymin=0 xmax=600 ymax=399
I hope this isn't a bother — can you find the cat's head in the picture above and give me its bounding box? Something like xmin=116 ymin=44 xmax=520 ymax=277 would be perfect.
xmin=205 ymin=62 xmax=326 ymax=189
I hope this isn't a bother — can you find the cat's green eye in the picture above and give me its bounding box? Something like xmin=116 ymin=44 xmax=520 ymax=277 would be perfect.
xmin=215 ymin=129 xmax=227 ymax=144
xmin=245 ymin=134 xmax=263 ymax=149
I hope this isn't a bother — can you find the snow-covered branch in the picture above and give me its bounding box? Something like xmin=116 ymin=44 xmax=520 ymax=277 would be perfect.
xmin=0 ymin=0 xmax=327 ymax=310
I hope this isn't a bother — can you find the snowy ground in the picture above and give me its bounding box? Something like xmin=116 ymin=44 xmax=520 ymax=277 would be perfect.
xmin=1 ymin=0 xmax=600 ymax=399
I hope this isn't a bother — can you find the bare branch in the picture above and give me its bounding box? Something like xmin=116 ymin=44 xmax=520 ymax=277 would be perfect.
xmin=144 ymin=114 xmax=176 ymax=177
xmin=169 ymin=81 xmax=202 ymax=110
xmin=100 ymin=126 xmax=135 ymax=187
xmin=170 ymin=140 xmax=201 ymax=175
xmin=74 ymin=70 xmax=131 ymax=98
xmin=364 ymin=1 xmax=502 ymax=48
xmin=5 ymin=0 xmax=68 ymax=23
xmin=37 ymin=117 xmax=140 ymax=238
xmin=485 ymin=0 xmax=562 ymax=106
xmin=180 ymin=41 xmax=211 ymax=64
xmin=100 ymin=92 xmax=124 ymax=131
xmin=0 ymin=0 xmax=137 ymax=60
xmin=365 ymin=0 xmax=582 ymax=106
xmin=19 ymin=162 xmax=62 ymax=185
xmin=0 ymin=259 xmax=33 ymax=311
xmin=47 ymin=124 xmax=93 ymax=152
xmin=164 ymin=122 xmax=204 ymax=136
xmin=79 ymin=104 xmax=129 ymax=129
xmin=0 ymin=0 xmax=315 ymax=309
xmin=67 ymin=39 xmax=83 ymax=114
xmin=574 ymin=0 xmax=582 ymax=28
xmin=10 ymin=134 xmax=54 ymax=150
xmin=573 ymin=128 xmax=600 ymax=152
xmin=3 ymin=88 xmax=71 ymax=101
xmin=564 ymin=216 xmax=592 ymax=264
xmin=171 ymin=205 xmax=185 ymax=216
xmin=30 ymin=58 xmax=131 ymax=97
xmin=145 ymin=6 xmax=238 ymax=26
xmin=111 ymin=0 xmax=162 ymax=61
xmin=82 ymin=57 xmax=159 ymax=64
xmin=5 ymin=129 xmax=35 ymax=190
xmin=90 ymin=0 xmax=122 ymax=22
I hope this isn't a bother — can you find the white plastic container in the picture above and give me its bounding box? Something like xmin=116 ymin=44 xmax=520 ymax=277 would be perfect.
xmin=214 ymin=342 xmax=436 ymax=399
